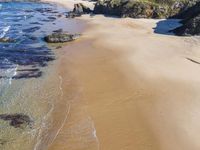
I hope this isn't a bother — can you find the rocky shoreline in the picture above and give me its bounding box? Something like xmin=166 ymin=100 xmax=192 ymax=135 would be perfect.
xmin=61 ymin=0 xmax=200 ymax=36
xmin=1 ymin=0 xmax=200 ymax=36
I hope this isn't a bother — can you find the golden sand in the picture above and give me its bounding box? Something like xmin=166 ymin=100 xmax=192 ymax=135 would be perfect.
xmin=40 ymin=1 xmax=200 ymax=150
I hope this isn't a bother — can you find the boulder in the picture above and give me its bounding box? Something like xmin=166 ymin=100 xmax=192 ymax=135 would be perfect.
xmin=44 ymin=33 xmax=80 ymax=43
xmin=173 ymin=14 xmax=200 ymax=36
xmin=73 ymin=3 xmax=92 ymax=14
xmin=173 ymin=1 xmax=200 ymax=36
xmin=66 ymin=3 xmax=92 ymax=18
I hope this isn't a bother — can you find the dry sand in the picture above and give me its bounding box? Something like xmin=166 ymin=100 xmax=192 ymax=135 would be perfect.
xmin=41 ymin=1 xmax=200 ymax=150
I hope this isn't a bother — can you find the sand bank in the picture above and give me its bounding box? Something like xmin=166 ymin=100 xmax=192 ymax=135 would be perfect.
xmin=41 ymin=1 xmax=200 ymax=150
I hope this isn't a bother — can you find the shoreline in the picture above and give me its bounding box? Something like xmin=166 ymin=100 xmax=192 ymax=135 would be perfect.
xmin=39 ymin=1 xmax=200 ymax=150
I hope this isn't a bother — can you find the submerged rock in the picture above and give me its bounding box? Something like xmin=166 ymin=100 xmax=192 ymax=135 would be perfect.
xmin=53 ymin=29 xmax=63 ymax=33
xmin=22 ymin=26 xmax=40 ymax=33
xmin=0 ymin=37 xmax=15 ymax=43
xmin=44 ymin=33 xmax=80 ymax=43
xmin=0 ymin=113 xmax=33 ymax=129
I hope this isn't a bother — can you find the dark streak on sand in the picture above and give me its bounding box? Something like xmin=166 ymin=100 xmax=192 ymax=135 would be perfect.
xmin=186 ymin=58 xmax=200 ymax=64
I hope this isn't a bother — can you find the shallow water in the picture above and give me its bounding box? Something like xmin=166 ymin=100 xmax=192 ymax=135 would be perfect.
xmin=0 ymin=2 xmax=99 ymax=150
xmin=0 ymin=2 xmax=76 ymax=150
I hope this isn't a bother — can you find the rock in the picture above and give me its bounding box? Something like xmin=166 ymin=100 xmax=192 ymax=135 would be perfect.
xmin=66 ymin=3 xmax=92 ymax=18
xmin=0 ymin=113 xmax=33 ymax=129
xmin=0 ymin=37 xmax=15 ymax=43
xmin=22 ymin=26 xmax=40 ymax=33
xmin=57 ymin=14 xmax=63 ymax=18
xmin=173 ymin=1 xmax=200 ymax=36
xmin=173 ymin=14 xmax=200 ymax=36
xmin=93 ymin=0 xmax=198 ymax=19
xmin=73 ymin=3 xmax=92 ymax=14
xmin=48 ymin=16 xmax=56 ymax=20
xmin=94 ymin=0 xmax=168 ymax=18
xmin=44 ymin=33 xmax=80 ymax=43
xmin=171 ymin=0 xmax=200 ymax=19
xmin=66 ymin=11 xmax=82 ymax=18
xmin=53 ymin=29 xmax=63 ymax=33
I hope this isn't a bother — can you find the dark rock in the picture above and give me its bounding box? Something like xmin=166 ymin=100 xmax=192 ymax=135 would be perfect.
xmin=173 ymin=1 xmax=200 ymax=36
xmin=93 ymin=0 xmax=199 ymax=19
xmin=66 ymin=3 xmax=92 ymax=18
xmin=53 ymin=29 xmax=63 ymax=33
xmin=171 ymin=0 xmax=200 ymax=19
xmin=173 ymin=14 xmax=200 ymax=36
xmin=73 ymin=3 xmax=92 ymax=14
xmin=35 ymin=8 xmax=53 ymax=13
xmin=57 ymin=14 xmax=63 ymax=18
xmin=47 ymin=16 xmax=57 ymax=20
xmin=93 ymin=0 xmax=167 ymax=18
xmin=0 ymin=113 xmax=33 ymax=129
xmin=30 ymin=22 xmax=43 ymax=25
xmin=22 ymin=26 xmax=40 ymax=33
xmin=66 ymin=11 xmax=81 ymax=18
xmin=44 ymin=33 xmax=80 ymax=43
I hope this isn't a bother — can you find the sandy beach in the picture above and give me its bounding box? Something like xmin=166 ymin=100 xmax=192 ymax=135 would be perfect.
xmin=39 ymin=1 xmax=200 ymax=150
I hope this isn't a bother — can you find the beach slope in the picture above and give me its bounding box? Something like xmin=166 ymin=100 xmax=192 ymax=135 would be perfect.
xmin=42 ymin=1 xmax=200 ymax=150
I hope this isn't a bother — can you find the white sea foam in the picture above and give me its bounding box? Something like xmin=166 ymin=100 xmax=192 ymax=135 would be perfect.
xmin=33 ymin=75 xmax=67 ymax=150
xmin=0 ymin=59 xmax=17 ymax=96
xmin=8 ymin=65 xmax=18 ymax=85
xmin=0 ymin=25 xmax=11 ymax=38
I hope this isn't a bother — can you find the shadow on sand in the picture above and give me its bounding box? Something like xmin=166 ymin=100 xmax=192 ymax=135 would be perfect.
xmin=153 ymin=19 xmax=182 ymax=36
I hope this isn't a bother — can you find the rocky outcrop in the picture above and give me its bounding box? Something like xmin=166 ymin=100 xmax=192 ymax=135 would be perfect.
xmin=66 ymin=3 xmax=92 ymax=18
xmin=173 ymin=14 xmax=200 ymax=36
xmin=93 ymin=0 xmax=198 ymax=19
xmin=173 ymin=1 xmax=200 ymax=36
xmin=171 ymin=0 xmax=200 ymax=19
xmin=44 ymin=33 xmax=80 ymax=43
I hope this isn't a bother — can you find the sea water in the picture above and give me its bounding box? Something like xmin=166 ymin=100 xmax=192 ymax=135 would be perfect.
xmin=0 ymin=2 xmax=70 ymax=150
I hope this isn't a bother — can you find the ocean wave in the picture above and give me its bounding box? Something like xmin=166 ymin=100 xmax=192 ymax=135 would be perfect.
xmin=0 ymin=25 xmax=11 ymax=38
xmin=0 ymin=59 xmax=18 ymax=95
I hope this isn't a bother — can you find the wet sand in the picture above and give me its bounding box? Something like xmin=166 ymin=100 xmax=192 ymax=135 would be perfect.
xmin=41 ymin=1 xmax=200 ymax=150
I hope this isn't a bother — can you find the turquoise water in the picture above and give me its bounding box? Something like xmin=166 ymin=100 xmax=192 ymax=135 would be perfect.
xmin=0 ymin=2 xmax=71 ymax=150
